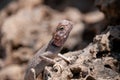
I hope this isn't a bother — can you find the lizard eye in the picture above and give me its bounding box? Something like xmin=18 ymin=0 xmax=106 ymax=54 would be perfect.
xmin=58 ymin=26 xmax=64 ymax=30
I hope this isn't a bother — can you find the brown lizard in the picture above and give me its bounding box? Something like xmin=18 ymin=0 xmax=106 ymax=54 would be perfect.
xmin=24 ymin=20 xmax=73 ymax=80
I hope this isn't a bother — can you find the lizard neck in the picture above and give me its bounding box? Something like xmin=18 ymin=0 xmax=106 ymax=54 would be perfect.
xmin=45 ymin=40 xmax=62 ymax=54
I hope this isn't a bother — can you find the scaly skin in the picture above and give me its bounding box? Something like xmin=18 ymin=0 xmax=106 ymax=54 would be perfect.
xmin=24 ymin=20 xmax=73 ymax=80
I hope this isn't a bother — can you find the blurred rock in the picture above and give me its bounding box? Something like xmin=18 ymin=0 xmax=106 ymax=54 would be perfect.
xmin=0 ymin=65 xmax=23 ymax=80
xmin=83 ymin=11 xmax=104 ymax=24
xmin=19 ymin=0 xmax=43 ymax=8
xmin=2 ymin=6 xmax=52 ymax=48
xmin=95 ymin=0 xmax=120 ymax=25
xmin=13 ymin=48 xmax=33 ymax=64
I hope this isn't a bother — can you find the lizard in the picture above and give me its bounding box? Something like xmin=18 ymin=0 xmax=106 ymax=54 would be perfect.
xmin=24 ymin=20 xmax=73 ymax=80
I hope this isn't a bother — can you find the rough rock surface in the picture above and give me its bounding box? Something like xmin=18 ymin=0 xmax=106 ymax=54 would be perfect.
xmin=43 ymin=25 xmax=120 ymax=80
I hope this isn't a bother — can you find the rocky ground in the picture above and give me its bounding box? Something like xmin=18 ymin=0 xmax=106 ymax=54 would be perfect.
xmin=0 ymin=0 xmax=119 ymax=80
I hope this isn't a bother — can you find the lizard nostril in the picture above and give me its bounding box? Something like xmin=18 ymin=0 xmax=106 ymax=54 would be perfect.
xmin=47 ymin=73 xmax=51 ymax=77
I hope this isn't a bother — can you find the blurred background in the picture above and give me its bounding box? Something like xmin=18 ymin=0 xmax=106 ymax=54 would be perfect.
xmin=0 ymin=0 xmax=105 ymax=80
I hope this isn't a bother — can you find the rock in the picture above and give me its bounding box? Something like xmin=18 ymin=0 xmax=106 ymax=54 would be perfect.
xmin=0 ymin=65 xmax=23 ymax=80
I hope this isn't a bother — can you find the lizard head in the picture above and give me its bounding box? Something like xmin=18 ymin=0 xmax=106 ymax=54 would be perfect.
xmin=52 ymin=20 xmax=73 ymax=47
